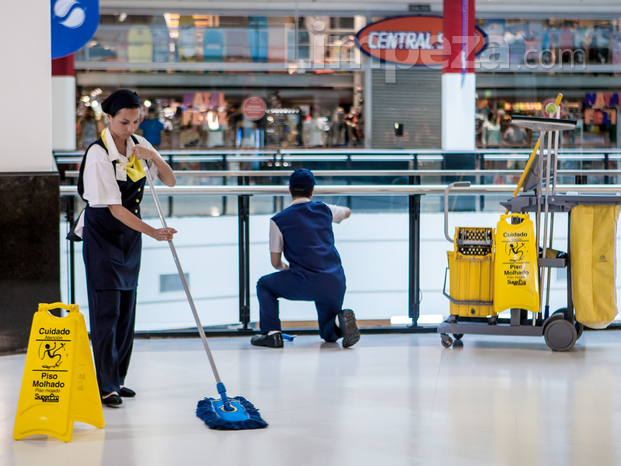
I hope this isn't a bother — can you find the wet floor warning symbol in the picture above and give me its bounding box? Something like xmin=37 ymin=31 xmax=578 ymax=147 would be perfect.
xmin=13 ymin=303 xmax=104 ymax=442
xmin=494 ymin=214 xmax=540 ymax=315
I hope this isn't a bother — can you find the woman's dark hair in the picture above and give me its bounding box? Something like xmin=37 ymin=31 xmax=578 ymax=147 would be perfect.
xmin=487 ymin=111 xmax=496 ymax=121
xmin=108 ymin=105 xmax=140 ymax=118
xmin=101 ymin=89 xmax=141 ymax=117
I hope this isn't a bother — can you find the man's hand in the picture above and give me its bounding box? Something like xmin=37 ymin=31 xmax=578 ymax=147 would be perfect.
xmin=271 ymin=252 xmax=289 ymax=271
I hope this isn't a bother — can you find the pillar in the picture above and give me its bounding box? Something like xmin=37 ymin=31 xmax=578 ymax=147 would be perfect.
xmin=52 ymin=55 xmax=77 ymax=151
xmin=442 ymin=0 xmax=476 ymax=150
xmin=0 ymin=0 xmax=60 ymax=353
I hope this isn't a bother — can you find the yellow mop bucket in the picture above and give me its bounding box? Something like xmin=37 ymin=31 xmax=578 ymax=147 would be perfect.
xmin=445 ymin=227 xmax=495 ymax=318
xmin=493 ymin=214 xmax=539 ymax=315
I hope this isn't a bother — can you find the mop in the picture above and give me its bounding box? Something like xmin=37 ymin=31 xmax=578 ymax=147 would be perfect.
xmin=142 ymin=160 xmax=267 ymax=430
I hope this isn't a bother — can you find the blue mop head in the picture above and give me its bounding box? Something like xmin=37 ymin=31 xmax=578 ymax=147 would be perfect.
xmin=196 ymin=396 xmax=268 ymax=430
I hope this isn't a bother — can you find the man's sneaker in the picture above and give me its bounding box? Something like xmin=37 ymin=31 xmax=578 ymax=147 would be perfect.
xmin=251 ymin=332 xmax=284 ymax=348
xmin=338 ymin=310 xmax=360 ymax=348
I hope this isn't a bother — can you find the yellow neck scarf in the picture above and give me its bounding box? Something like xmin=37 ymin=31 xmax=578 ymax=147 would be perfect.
xmin=101 ymin=130 xmax=145 ymax=183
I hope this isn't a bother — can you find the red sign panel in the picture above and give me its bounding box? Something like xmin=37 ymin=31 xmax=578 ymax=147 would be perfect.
xmin=242 ymin=97 xmax=267 ymax=121
xmin=355 ymin=16 xmax=488 ymax=67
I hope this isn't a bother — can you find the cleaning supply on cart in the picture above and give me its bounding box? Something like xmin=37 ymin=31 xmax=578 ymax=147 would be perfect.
xmin=445 ymin=227 xmax=495 ymax=318
xmin=570 ymin=205 xmax=620 ymax=329
xmin=493 ymin=214 xmax=539 ymax=315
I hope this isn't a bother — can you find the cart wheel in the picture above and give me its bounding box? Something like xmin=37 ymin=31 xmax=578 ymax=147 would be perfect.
xmin=544 ymin=318 xmax=578 ymax=352
xmin=441 ymin=334 xmax=453 ymax=348
xmin=544 ymin=309 xmax=566 ymax=327
xmin=453 ymin=334 xmax=464 ymax=341
xmin=575 ymin=322 xmax=584 ymax=340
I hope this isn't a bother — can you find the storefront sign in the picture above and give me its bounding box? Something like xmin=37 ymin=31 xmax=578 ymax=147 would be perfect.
xmin=585 ymin=93 xmax=619 ymax=109
xmin=408 ymin=5 xmax=431 ymax=12
xmin=504 ymin=102 xmax=543 ymax=112
xmin=52 ymin=0 xmax=100 ymax=59
xmin=242 ymin=97 xmax=267 ymax=121
xmin=355 ymin=16 xmax=487 ymax=66
xmin=183 ymin=92 xmax=226 ymax=110
xmin=585 ymin=108 xmax=617 ymax=125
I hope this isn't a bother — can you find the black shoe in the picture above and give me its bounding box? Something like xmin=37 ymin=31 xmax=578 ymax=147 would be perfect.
xmin=251 ymin=332 xmax=284 ymax=348
xmin=120 ymin=387 xmax=136 ymax=398
xmin=338 ymin=310 xmax=360 ymax=348
xmin=102 ymin=394 xmax=123 ymax=407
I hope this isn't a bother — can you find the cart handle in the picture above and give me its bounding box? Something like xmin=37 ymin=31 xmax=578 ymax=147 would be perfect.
xmin=444 ymin=182 xmax=471 ymax=243
xmin=442 ymin=267 xmax=494 ymax=306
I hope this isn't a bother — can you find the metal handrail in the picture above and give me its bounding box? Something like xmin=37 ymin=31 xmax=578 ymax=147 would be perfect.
xmin=60 ymin=168 xmax=621 ymax=178
xmin=59 ymin=183 xmax=621 ymax=197
xmin=53 ymin=147 xmax=621 ymax=158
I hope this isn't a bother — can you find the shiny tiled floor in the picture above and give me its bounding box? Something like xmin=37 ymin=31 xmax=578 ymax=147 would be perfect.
xmin=2 ymin=332 xmax=621 ymax=466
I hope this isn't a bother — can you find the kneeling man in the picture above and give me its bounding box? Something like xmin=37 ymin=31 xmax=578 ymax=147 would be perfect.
xmin=252 ymin=168 xmax=360 ymax=348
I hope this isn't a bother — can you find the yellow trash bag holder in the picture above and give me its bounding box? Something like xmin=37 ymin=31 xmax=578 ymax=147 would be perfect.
xmin=493 ymin=213 xmax=540 ymax=315
xmin=13 ymin=303 xmax=104 ymax=443
xmin=570 ymin=205 xmax=620 ymax=329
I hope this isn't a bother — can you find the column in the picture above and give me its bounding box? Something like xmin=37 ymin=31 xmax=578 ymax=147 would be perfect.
xmin=442 ymin=0 xmax=476 ymax=150
xmin=52 ymin=55 xmax=77 ymax=151
xmin=0 ymin=0 xmax=60 ymax=353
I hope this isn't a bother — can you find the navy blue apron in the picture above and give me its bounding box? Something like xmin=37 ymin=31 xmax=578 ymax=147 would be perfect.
xmin=77 ymin=136 xmax=148 ymax=395
xmin=78 ymin=136 xmax=146 ymax=290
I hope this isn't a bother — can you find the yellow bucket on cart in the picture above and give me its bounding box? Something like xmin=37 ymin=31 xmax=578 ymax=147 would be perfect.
xmin=445 ymin=227 xmax=495 ymax=318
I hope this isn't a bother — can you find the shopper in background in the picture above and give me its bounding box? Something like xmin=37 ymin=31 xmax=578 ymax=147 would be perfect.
xmin=481 ymin=111 xmax=502 ymax=146
xmin=79 ymin=107 xmax=98 ymax=148
xmin=138 ymin=108 xmax=165 ymax=148
xmin=503 ymin=124 xmax=528 ymax=147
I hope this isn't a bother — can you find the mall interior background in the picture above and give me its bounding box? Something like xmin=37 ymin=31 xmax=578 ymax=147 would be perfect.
xmin=45 ymin=3 xmax=620 ymax=333
xmin=73 ymin=10 xmax=621 ymax=153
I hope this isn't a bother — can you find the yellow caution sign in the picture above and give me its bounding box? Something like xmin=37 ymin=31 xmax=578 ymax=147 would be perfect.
xmin=13 ymin=303 xmax=104 ymax=443
xmin=493 ymin=214 xmax=540 ymax=314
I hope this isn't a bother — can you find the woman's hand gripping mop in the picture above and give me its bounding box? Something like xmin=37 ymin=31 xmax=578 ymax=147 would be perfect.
xmin=142 ymin=160 xmax=267 ymax=430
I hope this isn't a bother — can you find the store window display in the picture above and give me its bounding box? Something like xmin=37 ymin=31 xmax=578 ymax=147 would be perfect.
xmin=477 ymin=18 xmax=620 ymax=67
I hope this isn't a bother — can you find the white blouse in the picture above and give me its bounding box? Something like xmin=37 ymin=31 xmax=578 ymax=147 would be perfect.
xmin=74 ymin=128 xmax=160 ymax=238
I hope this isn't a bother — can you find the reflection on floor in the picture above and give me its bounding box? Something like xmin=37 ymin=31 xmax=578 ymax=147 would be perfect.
xmin=2 ymin=332 xmax=620 ymax=466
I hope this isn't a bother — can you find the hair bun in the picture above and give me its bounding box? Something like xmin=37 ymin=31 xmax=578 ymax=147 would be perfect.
xmin=101 ymin=89 xmax=140 ymax=115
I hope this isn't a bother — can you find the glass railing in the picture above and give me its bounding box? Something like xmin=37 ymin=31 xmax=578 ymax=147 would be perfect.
xmin=57 ymin=164 xmax=621 ymax=334
xmin=55 ymin=148 xmax=621 ymax=216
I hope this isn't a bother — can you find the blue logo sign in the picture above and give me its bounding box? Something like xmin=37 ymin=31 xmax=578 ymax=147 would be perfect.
xmin=51 ymin=0 xmax=99 ymax=59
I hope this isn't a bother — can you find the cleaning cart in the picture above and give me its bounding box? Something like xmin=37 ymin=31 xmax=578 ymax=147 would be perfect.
xmin=438 ymin=114 xmax=621 ymax=351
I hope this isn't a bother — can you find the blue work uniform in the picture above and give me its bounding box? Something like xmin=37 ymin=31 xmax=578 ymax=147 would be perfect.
xmin=78 ymin=135 xmax=147 ymax=396
xmin=257 ymin=200 xmax=346 ymax=342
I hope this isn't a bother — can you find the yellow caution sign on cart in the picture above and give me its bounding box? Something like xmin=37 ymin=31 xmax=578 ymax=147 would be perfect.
xmin=493 ymin=214 xmax=540 ymax=315
xmin=13 ymin=303 xmax=104 ymax=443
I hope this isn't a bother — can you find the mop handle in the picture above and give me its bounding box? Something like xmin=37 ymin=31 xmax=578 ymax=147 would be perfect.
xmin=142 ymin=161 xmax=223 ymax=386
xmin=505 ymin=93 xmax=563 ymax=215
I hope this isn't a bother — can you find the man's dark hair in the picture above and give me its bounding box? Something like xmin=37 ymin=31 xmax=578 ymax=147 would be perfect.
xmin=290 ymin=185 xmax=313 ymax=199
